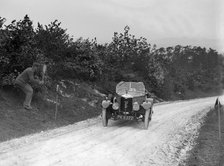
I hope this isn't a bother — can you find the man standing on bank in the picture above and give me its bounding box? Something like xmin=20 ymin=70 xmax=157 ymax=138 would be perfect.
xmin=15 ymin=62 xmax=44 ymax=110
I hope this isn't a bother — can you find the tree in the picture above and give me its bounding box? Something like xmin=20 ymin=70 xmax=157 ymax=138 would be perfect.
xmin=0 ymin=15 xmax=40 ymax=85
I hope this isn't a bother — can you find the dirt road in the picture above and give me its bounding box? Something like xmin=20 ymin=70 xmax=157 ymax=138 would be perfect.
xmin=0 ymin=96 xmax=218 ymax=166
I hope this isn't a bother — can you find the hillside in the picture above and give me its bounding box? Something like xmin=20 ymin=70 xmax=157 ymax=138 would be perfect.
xmin=0 ymin=81 xmax=104 ymax=142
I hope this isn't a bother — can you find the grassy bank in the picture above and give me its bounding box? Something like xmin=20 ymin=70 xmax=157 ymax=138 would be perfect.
xmin=184 ymin=106 xmax=224 ymax=166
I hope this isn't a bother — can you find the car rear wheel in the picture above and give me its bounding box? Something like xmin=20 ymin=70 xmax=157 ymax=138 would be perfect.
xmin=144 ymin=109 xmax=150 ymax=129
xmin=102 ymin=109 xmax=108 ymax=127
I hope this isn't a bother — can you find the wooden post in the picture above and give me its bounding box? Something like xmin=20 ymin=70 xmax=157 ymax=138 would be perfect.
xmin=55 ymin=84 xmax=59 ymax=120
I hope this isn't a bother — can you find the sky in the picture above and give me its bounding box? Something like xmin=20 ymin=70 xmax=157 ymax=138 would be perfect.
xmin=1 ymin=0 xmax=224 ymax=53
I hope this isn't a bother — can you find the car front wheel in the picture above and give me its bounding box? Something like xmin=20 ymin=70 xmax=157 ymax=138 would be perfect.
xmin=102 ymin=108 xmax=108 ymax=127
xmin=144 ymin=109 xmax=150 ymax=129
xmin=149 ymin=109 xmax=152 ymax=121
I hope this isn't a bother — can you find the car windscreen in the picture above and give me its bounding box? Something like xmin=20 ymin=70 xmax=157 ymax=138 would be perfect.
xmin=116 ymin=82 xmax=145 ymax=97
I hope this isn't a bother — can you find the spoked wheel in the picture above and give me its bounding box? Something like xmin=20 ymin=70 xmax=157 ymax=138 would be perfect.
xmin=144 ymin=109 xmax=150 ymax=129
xmin=102 ymin=108 xmax=108 ymax=127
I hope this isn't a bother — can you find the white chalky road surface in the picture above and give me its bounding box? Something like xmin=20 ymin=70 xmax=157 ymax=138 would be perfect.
xmin=0 ymin=96 xmax=219 ymax=166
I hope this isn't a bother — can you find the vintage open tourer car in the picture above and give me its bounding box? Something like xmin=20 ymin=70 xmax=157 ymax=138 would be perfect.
xmin=101 ymin=81 xmax=154 ymax=129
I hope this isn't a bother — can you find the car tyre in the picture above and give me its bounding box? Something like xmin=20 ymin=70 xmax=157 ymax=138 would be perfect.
xmin=102 ymin=108 xmax=108 ymax=127
xmin=144 ymin=109 xmax=150 ymax=129
xmin=149 ymin=109 xmax=152 ymax=121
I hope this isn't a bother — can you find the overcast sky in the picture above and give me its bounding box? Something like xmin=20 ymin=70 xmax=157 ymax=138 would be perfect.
xmin=1 ymin=0 xmax=223 ymax=52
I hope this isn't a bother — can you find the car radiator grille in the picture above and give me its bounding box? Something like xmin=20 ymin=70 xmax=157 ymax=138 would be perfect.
xmin=120 ymin=97 xmax=133 ymax=112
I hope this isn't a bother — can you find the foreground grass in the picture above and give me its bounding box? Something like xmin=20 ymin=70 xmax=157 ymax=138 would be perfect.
xmin=0 ymin=87 xmax=102 ymax=143
xmin=184 ymin=107 xmax=224 ymax=166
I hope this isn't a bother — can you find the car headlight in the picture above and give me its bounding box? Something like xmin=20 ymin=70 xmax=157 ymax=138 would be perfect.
xmin=133 ymin=102 xmax=140 ymax=111
xmin=112 ymin=102 xmax=119 ymax=110
xmin=142 ymin=101 xmax=152 ymax=110
xmin=102 ymin=100 xmax=111 ymax=108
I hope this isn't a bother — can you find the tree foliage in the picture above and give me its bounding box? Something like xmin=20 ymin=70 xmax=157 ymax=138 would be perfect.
xmin=0 ymin=15 xmax=222 ymax=99
xmin=0 ymin=15 xmax=40 ymax=85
